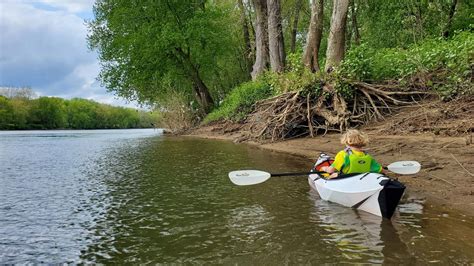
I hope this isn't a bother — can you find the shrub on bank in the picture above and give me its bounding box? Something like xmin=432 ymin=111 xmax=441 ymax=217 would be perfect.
xmin=204 ymin=80 xmax=273 ymax=123
xmin=340 ymin=31 xmax=474 ymax=98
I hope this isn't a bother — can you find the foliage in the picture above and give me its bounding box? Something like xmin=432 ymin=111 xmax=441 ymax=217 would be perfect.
xmin=204 ymin=80 xmax=274 ymax=123
xmin=286 ymin=50 xmax=305 ymax=73
xmin=67 ymin=98 xmax=99 ymax=129
xmin=87 ymin=0 xmax=247 ymax=111
xmin=0 ymin=96 xmax=14 ymax=129
xmin=156 ymin=91 xmax=196 ymax=132
xmin=340 ymin=32 xmax=474 ymax=98
xmin=281 ymin=0 xmax=311 ymax=52
xmin=0 ymin=95 xmax=159 ymax=130
xmin=264 ymin=68 xmax=322 ymax=95
xmin=357 ymin=0 xmax=474 ymax=48
xmin=28 ymin=97 xmax=68 ymax=129
xmin=10 ymin=98 xmax=31 ymax=129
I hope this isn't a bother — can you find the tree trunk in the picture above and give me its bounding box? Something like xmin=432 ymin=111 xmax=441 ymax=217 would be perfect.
xmin=290 ymin=0 xmax=303 ymax=53
xmin=174 ymin=48 xmax=214 ymax=113
xmin=325 ymin=0 xmax=349 ymax=72
xmin=267 ymin=0 xmax=285 ymax=73
xmin=351 ymin=0 xmax=360 ymax=45
xmin=251 ymin=0 xmax=269 ymax=79
xmin=245 ymin=1 xmax=256 ymax=54
xmin=190 ymin=64 xmax=214 ymax=114
xmin=191 ymin=70 xmax=214 ymax=113
xmin=238 ymin=0 xmax=253 ymax=77
xmin=192 ymin=75 xmax=214 ymax=113
xmin=345 ymin=0 xmax=359 ymax=51
xmin=303 ymin=0 xmax=324 ymax=73
xmin=346 ymin=25 xmax=352 ymax=52
xmin=442 ymin=0 xmax=458 ymax=38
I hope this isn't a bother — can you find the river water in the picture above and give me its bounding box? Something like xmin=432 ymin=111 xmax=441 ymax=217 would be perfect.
xmin=0 ymin=129 xmax=473 ymax=264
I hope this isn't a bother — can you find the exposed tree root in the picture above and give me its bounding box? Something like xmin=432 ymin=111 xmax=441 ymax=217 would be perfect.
xmin=365 ymin=97 xmax=474 ymax=137
xmin=242 ymin=80 xmax=434 ymax=141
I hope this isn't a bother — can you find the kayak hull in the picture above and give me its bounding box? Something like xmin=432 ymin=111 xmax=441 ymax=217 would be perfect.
xmin=308 ymin=173 xmax=405 ymax=219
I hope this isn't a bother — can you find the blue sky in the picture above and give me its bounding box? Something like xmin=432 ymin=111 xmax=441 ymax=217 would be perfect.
xmin=0 ymin=0 xmax=139 ymax=107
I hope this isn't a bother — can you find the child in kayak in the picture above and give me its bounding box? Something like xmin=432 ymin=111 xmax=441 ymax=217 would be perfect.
xmin=320 ymin=129 xmax=383 ymax=178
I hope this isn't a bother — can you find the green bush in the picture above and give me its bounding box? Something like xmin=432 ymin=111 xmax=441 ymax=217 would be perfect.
xmin=264 ymin=68 xmax=322 ymax=94
xmin=204 ymin=80 xmax=273 ymax=123
xmin=340 ymin=31 xmax=474 ymax=97
xmin=204 ymin=69 xmax=326 ymax=123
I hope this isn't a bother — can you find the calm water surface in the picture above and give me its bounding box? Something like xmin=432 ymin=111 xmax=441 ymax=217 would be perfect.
xmin=0 ymin=129 xmax=473 ymax=264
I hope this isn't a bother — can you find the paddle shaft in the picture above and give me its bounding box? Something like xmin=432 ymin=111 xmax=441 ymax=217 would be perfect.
xmin=271 ymin=171 xmax=323 ymax=177
xmin=271 ymin=165 xmax=390 ymax=177
xmin=272 ymin=167 xmax=406 ymax=177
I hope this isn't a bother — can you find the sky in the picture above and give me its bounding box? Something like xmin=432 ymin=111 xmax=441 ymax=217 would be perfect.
xmin=0 ymin=0 xmax=140 ymax=108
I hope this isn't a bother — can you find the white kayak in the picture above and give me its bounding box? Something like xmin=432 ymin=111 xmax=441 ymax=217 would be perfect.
xmin=308 ymin=172 xmax=405 ymax=219
xmin=229 ymin=154 xmax=417 ymax=219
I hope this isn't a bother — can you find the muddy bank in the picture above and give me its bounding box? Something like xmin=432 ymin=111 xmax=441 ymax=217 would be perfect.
xmin=187 ymin=126 xmax=474 ymax=216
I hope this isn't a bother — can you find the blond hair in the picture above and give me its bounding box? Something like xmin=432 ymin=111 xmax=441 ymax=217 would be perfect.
xmin=340 ymin=129 xmax=369 ymax=148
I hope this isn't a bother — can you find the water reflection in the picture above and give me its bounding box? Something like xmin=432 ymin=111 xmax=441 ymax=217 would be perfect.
xmin=227 ymin=204 xmax=274 ymax=243
xmin=309 ymin=188 xmax=418 ymax=264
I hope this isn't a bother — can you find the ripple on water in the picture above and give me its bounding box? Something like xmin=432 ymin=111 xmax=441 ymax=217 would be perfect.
xmin=1 ymin=132 xmax=473 ymax=264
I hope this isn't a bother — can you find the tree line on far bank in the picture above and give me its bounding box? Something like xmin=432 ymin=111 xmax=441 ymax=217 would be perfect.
xmin=0 ymin=88 xmax=159 ymax=130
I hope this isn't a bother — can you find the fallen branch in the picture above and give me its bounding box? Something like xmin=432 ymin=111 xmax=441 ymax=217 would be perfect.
xmin=426 ymin=172 xmax=457 ymax=187
xmin=450 ymin=153 xmax=474 ymax=177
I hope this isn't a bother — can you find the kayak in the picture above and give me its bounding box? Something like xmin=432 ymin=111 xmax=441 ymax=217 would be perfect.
xmin=309 ymin=154 xmax=406 ymax=219
xmin=228 ymin=154 xmax=417 ymax=219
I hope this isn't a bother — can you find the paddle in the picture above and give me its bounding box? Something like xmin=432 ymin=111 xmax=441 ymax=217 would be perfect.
xmin=229 ymin=160 xmax=421 ymax=186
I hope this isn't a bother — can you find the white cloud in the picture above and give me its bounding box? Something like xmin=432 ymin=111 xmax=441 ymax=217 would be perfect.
xmin=8 ymin=0 xmax=94 ymax=14
xmin=0 ymin=1 xmax=138 ymax=108
xmin=50 ymin=61 xmax=142 ymax=108
xmin=35 ymin=0 xmax=94 ymax=13
xmin=1 ymin=2 xmax=91 ymax=85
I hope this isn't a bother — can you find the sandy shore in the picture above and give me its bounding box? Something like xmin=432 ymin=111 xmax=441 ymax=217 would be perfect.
xmin=187 ymin=127 xmax=474 ymax=217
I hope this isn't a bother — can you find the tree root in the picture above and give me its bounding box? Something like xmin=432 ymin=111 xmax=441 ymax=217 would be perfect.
xmin=243 ymin=80 xmax=433 ymax=141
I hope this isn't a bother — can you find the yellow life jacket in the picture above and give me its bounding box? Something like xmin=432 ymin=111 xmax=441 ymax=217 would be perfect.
xmin=341 ymin=148 xmax=373 ymax=174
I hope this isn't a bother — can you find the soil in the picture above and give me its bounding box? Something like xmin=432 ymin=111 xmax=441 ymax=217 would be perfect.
xmin=187 ymin=98 xmax=474 ymax=216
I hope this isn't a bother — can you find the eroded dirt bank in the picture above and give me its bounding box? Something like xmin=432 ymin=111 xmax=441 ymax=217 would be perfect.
xmin=188 ymin=126 xmax=474 ymax=216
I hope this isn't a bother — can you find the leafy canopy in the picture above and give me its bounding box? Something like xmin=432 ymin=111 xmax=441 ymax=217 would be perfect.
xmin=87 ymin=0 xmax=246 ymax=106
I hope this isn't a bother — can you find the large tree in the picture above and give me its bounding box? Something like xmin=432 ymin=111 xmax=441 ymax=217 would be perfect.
xmin=267 ymin=0 xmax=286 ymax=72
xmin=251 ymin=0 xmax=270 ymax=79
xmin=325 ymin=0 xmax=350 ymax=72
xmin=88 ymin=0 xmax=242 ymax=113
xmin=347 ymin=0 xmax=360 ymax=48
xmin=303 ymin=0 xmax=324 ymax=72
xmin=289 ymin=0 xmax=303 ymax=53
xmin=237 ymin=0 xmax=253 ymax=76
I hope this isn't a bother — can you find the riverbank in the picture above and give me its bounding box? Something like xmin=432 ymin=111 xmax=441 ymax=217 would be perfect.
xmin=187 ymin=126 xmax=474 ymax=217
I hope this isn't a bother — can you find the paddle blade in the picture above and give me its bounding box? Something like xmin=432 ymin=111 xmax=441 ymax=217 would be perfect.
xmin=387 ymin=161 xmax=421 ymax=175
xmin=228 ymin=170 xmax=271 ymax=186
